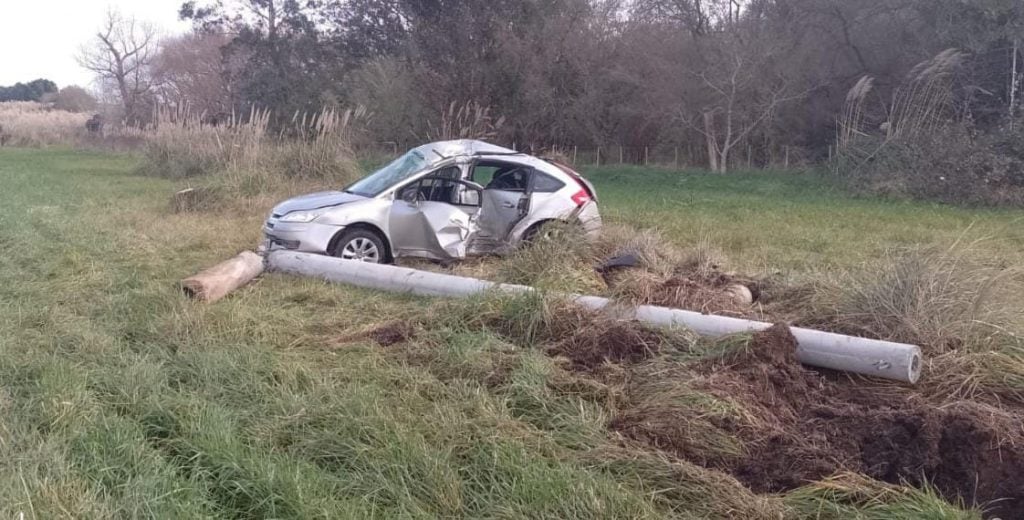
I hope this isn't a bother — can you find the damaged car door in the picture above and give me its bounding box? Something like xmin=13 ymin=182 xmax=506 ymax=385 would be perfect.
xmin=389 ymin=166 xmax=483 ymax=260
xmin=471 ymin=163 xmax=534 ymax=252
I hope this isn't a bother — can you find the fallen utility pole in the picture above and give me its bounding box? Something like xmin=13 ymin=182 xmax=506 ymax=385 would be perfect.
xmin=267 ymin=251 xmax=923 ymax=384
xmin=181 ymin=251 xmax=265 ymax=303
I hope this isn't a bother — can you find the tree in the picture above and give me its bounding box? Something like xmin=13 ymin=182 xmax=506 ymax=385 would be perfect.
xmin=0 ymin=79 xmax=58 ymax=102
xmin=181 ymin=0 xmax=341 ymax=117
xmin=78 ymin=10 xmax=157 ymax=124
xmin=151 ymin=31 xmax=234 ymax=115
xmin=53 ymin=86 xmax=99 ymax=112
xmin=685 ymin=18 xmax=809 ymax=172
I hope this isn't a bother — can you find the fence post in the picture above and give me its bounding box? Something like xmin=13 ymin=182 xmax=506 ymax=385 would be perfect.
xmin=644 ymin=147 xmax=649 ymax=166
xmin=747 ymin=145 xmax=752 ymax=169
xmin=573 ymin=145 xmax=578 ymax=165
xmin=596 ymin=146 xmax=601 ymax=166
xmin=784 ymin=146 xmax=790 ymax=169
xmin=619 ymin=146 xmax=623 ymax=164
xmin=674 ymin=147 xmax=679 ymax=169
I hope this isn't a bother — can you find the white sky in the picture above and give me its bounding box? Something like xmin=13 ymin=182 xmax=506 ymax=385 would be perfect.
xmin=0 ymin=0 xmax=191 ymax=89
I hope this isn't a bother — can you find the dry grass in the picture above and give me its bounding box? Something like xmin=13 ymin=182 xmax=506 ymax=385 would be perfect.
xmin=426 ymin=100 xmax=505 ymax=141
xmin=785 ymin=472 xmax=981 ymax=519
xmin=811 ymin=241 xmax=1024 ymax=353
xmin=140 ymin=106 xmax=364 ymax=207
xmin=0 ymin=101 xmax=90 ymax=147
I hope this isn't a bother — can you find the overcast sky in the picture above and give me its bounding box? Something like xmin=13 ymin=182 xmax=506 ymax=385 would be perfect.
xmin=1 ymin=0 xmax=191 ymax=89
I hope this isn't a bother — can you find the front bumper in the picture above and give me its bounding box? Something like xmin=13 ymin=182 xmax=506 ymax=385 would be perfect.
xmin=263 ymin=218 xmax=343 ymax=254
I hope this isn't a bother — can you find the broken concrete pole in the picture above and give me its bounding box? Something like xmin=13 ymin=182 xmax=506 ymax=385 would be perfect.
xmin=267 ymin=251 xmax=923 ymax=384
xmin=182 ymin=251 xmax=265 ymax=302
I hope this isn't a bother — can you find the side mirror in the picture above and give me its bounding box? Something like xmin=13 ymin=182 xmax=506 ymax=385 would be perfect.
xmin=400 ymin=188 xmax=420 ymax=205
xmin=460 ymin=189 xmax=480 ymax=206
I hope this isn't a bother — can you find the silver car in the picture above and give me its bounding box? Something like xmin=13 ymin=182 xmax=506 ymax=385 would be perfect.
xmin=263 ymin=140 xmax=602 ymax=263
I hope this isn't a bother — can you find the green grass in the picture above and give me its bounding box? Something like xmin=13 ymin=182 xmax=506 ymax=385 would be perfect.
xmin=0 ymin=148 xmax=997 ymax=518
xmin=584 ymin=165 xmax=1024 ymax=273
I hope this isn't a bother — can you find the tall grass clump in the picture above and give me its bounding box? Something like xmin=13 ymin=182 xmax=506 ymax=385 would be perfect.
xmin=0 ymin=101 xmax=90 ymax=147
xmin=813 ymin=242 xmax=1023 ymax=353
xmin=834 ymin=49 xmax=1024 ymax=205
xmin=426 ymin=100 xmax=505 ymax=141
xmin=139 ymin=105 xmax=364 ymax=204
xmin=785 ymin=473 xmax=982 ymax=520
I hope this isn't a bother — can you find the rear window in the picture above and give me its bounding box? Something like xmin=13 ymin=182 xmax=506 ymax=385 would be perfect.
xmin=532 ymin=172 xmax=565 ymax=193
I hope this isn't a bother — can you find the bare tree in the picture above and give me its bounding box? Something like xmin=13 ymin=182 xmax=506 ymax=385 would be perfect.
xmin=151 ymin=31 xmax=234 ymax=116
xmin=685 ymin=30 xmax=809 ymax=173
xmin=78 ymin=10 xmax=157 ymax=124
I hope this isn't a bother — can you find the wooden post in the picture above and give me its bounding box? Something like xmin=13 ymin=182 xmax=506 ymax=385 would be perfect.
xmin=784 ymin=146 xmax=790 ymax=169
xmin=573 ymin=145 xmax=578 ymax=165
xmin=596 ymin=146 xmax=601 ymax=166
xmin=181 ymin=251 xmax=265 ymax=303
xmin=674 ymin=147 xmax=679 ymax=169
xmin=1011 ymin=38 xmax=1019 ymax=129
xmin=619 ymin=146 xmax=623 ymax=164
xmin=747 ymin=145 xmax=752 ymax=169
xmin=644 ymin=146 xmax=649 ymax=166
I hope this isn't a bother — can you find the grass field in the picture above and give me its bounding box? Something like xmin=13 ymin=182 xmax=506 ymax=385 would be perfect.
xmin=1 ymin=147 xmax=1020 ymax=518
xmin=587 ymin=165 xmax=1024 ymax=273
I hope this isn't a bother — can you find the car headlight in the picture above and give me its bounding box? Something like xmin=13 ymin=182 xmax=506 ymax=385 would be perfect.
xmin=279 ymin=210 xmax=324 ymax=223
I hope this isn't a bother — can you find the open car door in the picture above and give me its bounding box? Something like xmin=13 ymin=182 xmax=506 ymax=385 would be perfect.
xmin=389 ymin=168 xmax=482 ymax=260
xmin=474 ymin=165 xmax=534 ymax=251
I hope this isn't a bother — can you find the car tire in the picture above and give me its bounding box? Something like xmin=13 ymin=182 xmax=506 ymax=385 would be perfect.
xmin=523 ymin=220 xmax=576 ymax=244
xmin=331 ymin=228 xmax=387 ymax=264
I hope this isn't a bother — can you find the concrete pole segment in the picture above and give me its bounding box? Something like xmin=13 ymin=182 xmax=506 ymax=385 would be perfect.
xmin=267 ymin=251 xmax=922 ymax=383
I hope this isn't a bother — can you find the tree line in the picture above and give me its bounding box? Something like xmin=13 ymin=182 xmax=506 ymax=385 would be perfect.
xmin=81 ymin=0 xmax=1024 ymax=175
xmin=0 ymin=79 xmax=57 ymax=102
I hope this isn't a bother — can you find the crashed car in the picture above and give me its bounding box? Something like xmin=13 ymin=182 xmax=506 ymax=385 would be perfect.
xmin=264 ymin=140 xmax=601 ymax=263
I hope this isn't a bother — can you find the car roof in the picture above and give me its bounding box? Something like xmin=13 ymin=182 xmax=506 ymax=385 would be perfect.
xmin=413 ymin=140 xmax=518 ymax=159
xmin=410 ymin=140 xmax=578 ymax=186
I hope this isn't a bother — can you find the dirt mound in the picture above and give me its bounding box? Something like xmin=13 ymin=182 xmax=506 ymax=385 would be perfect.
xmin=605 ymin=267 xmax=758 ymax=316
xmin=331 ymin=321 xmax=418 ymax=348
xmin=549 ymin=320 xmax=665 ymax=369
xmin=612 ymin=324 xmax=1024 ymax=519
xmin=369 ymin=322 xmax=417 ymax=346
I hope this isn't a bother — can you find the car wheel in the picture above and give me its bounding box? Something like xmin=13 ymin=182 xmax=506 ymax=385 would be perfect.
xmin=523 ymin=220 xmax=577 ymax=244
xmin=332 ymin=229 xmax=386 ymax=263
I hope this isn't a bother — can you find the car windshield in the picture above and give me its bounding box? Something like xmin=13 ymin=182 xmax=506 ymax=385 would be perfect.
xmin=345 ymin=150 xmax=429 ymax=197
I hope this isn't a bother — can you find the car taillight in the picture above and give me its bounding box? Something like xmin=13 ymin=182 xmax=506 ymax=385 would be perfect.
xmin=571 ymin=189 xmax=591 ymax=207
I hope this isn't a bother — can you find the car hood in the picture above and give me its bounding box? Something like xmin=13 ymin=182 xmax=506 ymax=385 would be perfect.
xmin=272 ymin=191 xmax=367 ymax=216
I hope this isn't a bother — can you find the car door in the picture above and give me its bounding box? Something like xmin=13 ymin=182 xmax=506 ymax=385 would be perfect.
xmin=388 ymin=166 xmax=477 ymax=260
xmin=475 ymin=163 xmax=534 ymax=243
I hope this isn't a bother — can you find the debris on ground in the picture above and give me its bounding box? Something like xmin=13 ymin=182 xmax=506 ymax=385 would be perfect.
xmin=548 ymin=319 xmax=667 ymax=369
xmin=330 ymin=321 xmax=418 ymax=348
xmin=610 ymin=324 xmax=1024 ymax=519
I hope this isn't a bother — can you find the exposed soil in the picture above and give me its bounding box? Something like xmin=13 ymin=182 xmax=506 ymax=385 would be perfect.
xmin=611 ymin=324 xmax=1024 ymax=519
xmin=368 ymin=322 xmax=418 ymax=347
xmin=331 ymin=321 xmax=418 ymax=348
xmin=604 ymin=265 xmax=761 ymax=317
xmin=548 ymin=321 xmax=664 ymax=369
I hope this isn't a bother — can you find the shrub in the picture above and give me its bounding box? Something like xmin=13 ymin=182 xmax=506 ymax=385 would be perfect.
xmin=54 ymin=86 xmax=98 ymax=113
xmin=834 ymin=126 xmax=1024 ymax=205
